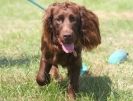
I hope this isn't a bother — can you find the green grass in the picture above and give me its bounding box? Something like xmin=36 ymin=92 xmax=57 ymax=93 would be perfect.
xmin=0 ymin=0 xmax=133 ymax=101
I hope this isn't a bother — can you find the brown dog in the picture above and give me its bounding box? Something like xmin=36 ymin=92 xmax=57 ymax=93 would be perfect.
xmin=36 ymin=2 xmax=101 ymax=99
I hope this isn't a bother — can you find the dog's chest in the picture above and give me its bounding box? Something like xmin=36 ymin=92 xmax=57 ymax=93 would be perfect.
xmin=55 ymin=52 xmax=76 ymax=67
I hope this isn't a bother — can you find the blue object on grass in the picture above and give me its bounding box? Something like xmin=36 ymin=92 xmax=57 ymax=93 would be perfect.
xmin=27 ymin=0 xmax=45 ymax=10
xmin=80 ymin=63 xmax=89 ymax=76
xmin=108 ymin=49 xmax=128 ymax=64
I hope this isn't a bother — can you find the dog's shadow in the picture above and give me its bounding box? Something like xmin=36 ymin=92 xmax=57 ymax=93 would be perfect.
xmin=58 ymin=74 xmax=112 ymax=101
xmin=78 ymin=75 xmax=112 ymax=101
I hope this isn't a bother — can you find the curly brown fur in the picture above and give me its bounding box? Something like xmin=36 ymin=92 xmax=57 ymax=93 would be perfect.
xmin=36 ymin=2 xmax=101 ymax=99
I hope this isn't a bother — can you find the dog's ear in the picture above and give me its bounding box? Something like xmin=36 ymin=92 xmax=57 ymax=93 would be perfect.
xmin=79 ymin=6 xmax=101 ymax=50
xmin=41 ymin=5 xmax=56 ymax=51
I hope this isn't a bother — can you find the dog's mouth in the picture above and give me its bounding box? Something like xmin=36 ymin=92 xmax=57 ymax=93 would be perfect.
xmin=61 ymin=43 xmax=74 ymax=53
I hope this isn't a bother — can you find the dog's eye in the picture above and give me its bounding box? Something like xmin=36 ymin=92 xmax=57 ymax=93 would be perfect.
xmin=56 ymin=15 xmax=64 ymax=24
xmin=69 ymin=15 xmax=76 ymax=22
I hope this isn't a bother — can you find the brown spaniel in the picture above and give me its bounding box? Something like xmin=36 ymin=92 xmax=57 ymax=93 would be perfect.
xmin=36 ymin=2 xmax=101 ymax=99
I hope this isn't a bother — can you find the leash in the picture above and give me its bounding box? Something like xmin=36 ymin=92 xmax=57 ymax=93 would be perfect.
xmin=27 ymin=0 xmax=45 ymax=10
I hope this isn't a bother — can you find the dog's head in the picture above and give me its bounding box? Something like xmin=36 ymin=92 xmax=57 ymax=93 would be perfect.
xmin=42 ymin=2 xmax=101 ymax=53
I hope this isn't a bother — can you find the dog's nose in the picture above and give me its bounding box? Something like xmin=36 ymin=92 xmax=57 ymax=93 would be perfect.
xmin=63 ymin=34 xmax=72 ymax=40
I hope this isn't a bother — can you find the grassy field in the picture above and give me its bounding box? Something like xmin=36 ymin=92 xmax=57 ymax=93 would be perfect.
xmin=0 ymin=0 xmax=133 ymax=101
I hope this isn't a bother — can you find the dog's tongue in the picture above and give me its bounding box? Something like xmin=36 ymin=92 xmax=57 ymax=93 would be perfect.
xmin=61 ymin=43 xmax=74 ymax=53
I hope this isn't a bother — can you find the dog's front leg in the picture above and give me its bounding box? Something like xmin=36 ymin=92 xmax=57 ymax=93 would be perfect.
xmin=36 ymin=56 xmax=52 ymax=86
xmin=67 ymin=60 xmax=82 ymax=99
